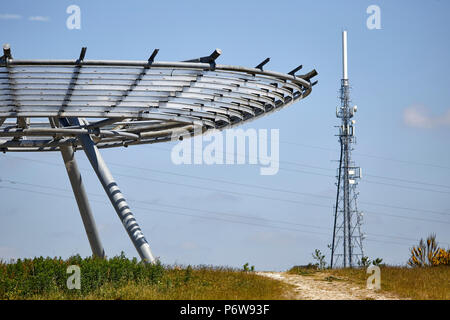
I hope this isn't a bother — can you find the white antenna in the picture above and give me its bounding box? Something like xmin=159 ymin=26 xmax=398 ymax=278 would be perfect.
xmin=342 ymin=30 xmax=348 ymax=80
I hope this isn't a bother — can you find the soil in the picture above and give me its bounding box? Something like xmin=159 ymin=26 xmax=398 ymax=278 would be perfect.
xmin=257 ymin=271 xmax=402 ymax=300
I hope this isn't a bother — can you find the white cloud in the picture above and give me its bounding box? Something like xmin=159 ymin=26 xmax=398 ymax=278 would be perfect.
xmin=0 ymin=13 xmax=22 ymax=20
xmin=29 ymin=16 xmax=50 ymax=22
xmin=403 ymin=105 xmax=450 ymax=129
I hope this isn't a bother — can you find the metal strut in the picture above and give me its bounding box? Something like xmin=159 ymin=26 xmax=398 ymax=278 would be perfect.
xmin=330 ymin=139 xmax=343 ymax=269
xmin=60 ymin=145 xmax=105 ymax=258
xmin=67 ymin=117 xmax=156 ymax=263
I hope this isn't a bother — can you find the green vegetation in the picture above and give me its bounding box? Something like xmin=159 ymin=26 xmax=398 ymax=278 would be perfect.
xmin=311 ymin=249 xmax=326 ymax=270
xmin=0 ymin=253 xmax=164 ymax=299
xmin=358 ymin=256 xmax=384 ymax=267
xmin=242 ymin=262 xmax=255 ymax=272
xmin=0 ymin=254 xmax=289 ymax=300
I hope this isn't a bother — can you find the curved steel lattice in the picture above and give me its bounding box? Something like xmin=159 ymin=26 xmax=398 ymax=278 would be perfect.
xmin=0 ymin=47 xmax=317 ymax=152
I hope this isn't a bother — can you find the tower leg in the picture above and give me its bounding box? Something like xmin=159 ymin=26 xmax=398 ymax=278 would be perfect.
xmin=60 ymin=145 xmax=105 ymax=258
xmin=71 ymin=119 xmax=155 ymax=263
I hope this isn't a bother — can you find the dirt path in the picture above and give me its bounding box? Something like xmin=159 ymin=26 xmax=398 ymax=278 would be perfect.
xmin=257 ymin=271 xmax=401 ymax=300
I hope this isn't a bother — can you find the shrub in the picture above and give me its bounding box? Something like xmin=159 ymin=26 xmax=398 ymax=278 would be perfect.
xmin=242 ymin=263 xmax=255 ymax=272
xmin=312 ymin=249 xmax=326 ymax=270
xmin=0 ymin=253 xmax=164 ymax=299
xmin=372 ymin=258 xmax=383 ymax=266
xmin=359 ymin=256 xmax=371 ymax=267
xmin=432 ymin=248 xmax=450 ymax=266
xmin=408 ymin=234 xmax=449 ymax=267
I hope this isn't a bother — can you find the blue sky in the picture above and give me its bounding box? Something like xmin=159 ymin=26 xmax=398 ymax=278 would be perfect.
xmin=0 ymin=0 xmax=449 ymax=270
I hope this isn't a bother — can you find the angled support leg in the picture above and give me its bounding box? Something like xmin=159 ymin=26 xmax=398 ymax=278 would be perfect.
xmin=67 ymin=118 xmax=155 ymax=263
xmin=61 ymin=145 xmax=105 ymax=258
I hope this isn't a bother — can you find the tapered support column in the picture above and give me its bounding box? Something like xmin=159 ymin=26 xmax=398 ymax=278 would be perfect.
xmin=60 ymin=145 xmax=105 ymax=258
xmin=69 ymin=118 xmax=155 ymax=263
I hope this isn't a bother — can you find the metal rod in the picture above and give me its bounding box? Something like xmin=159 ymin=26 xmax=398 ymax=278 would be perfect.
xmin=85 ymin=117 xmax=126 ymax=129
xmin=330 ymin=138 xmax=343 ymax=269
xmin=2 ymin=43 xmax=12 ymax=59
xmin=0 ymin=127 xmax=140 ymax=140
xmin=300 ymin=69 xmax=318 ymax=81
xmin=148 ymin=49 xmax=159 ymax=64
xmin=70 ymin=117 xmax=156 ymax=263
xmin=183 ymin=48 xmax=222 ymax=63
xmin=288 ymin=65 xmax=303 ymax=75
xmin=209 ymin=49 xmax=222 ymax=61
xmin=60 ymin=144 xmax=105 ymax=258
xmin=255 ymin=57 xmax=270 ymax=70
xmin=78 ymin=47 xmax=87 ymax=63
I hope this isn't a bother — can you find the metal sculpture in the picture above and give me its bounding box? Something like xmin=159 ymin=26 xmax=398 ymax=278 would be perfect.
xmin=0 ymin=45 xmax=317 ymax=262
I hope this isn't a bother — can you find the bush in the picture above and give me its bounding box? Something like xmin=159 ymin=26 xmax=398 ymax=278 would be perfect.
xmin=432 ymin=248 xmax=450 ymax=266
xmin=311 ymin=249 xmax=326 ymax=270
xmin=242 ymin=263 xmax=255 ymax=272
xmin=0 ymin=253 xmax=164 ymax=299
xmin=408 ymin=234 xmax=450 ymax=267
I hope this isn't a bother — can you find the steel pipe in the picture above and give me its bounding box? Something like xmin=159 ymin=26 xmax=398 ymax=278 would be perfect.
xmin=60 ymin=145 xmax=105 ymax=258
xmin=70 ymin=117 xmax=156 ymax=263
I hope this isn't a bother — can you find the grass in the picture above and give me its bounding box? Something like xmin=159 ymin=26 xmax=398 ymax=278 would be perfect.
xmin=5 ymin=254 xmax=447 ymax=300
xmin=288 ymin=264 xmax=449 ymax=300
xmin=327 ymin=265 xmax=450 ymax=300
xmin=81 ymin=267 xmax=289 ymax=300
xmin=0 ymin=255 xmax=290 ymax=300
xmin=287 ymin=265 xmax=318 ymax=276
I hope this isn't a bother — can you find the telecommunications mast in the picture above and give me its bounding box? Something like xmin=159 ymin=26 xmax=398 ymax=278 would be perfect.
xmin=330 ymin=31 xmax=364 ymax=268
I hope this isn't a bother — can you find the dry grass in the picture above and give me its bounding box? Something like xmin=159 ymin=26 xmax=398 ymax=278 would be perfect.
xmin=328 ymin=266 xmax=450 ymax=300
xmin=83 ymin=267 xmax=290 ymax=300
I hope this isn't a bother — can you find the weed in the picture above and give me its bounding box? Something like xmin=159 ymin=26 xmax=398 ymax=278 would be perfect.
xmin=242 ymin=263 xmax=255 ymax=272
